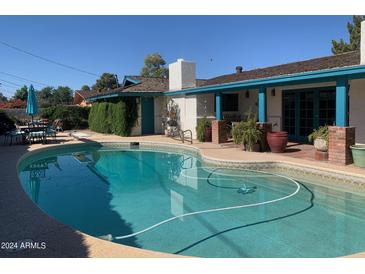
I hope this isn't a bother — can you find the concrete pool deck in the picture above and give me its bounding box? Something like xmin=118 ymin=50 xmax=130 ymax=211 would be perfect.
xmin=1 ymin=130 xmax=365 ymax=258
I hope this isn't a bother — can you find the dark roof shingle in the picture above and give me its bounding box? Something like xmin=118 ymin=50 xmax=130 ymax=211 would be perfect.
xmin=203 ymin=50 xmax=360 ymax=86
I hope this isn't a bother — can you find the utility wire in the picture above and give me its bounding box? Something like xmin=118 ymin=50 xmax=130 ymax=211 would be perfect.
xmin=0 ymin=71 xmax=48 ymax=87
xmin=0 ymin=40 xmax=100 ymax=77
xmin=0 ymin=78 xmax=23 ymax=87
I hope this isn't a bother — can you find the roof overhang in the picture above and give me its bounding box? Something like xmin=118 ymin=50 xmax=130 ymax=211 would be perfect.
xmin=87 ymin=91 xmax=163 ymax=102
xmin=166 ymin=65 xmax=365 ymax=96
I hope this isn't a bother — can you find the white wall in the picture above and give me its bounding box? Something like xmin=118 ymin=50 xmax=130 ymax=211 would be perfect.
xmin=349 ymin=78 xmax=365 ymax=144
xmin=154 ymin=96 xmax=164 ymax=134
xmin=171 ymin=95 xmax=198 ymax=139
xmin=169 ymin=59 xmax=196 ymax=91
xmin=196 ymin=89 xmax=258 ymax=120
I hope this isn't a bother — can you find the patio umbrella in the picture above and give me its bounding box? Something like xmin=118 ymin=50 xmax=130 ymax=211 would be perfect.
xmin=26 ymin=84 xmax=38 ymax=124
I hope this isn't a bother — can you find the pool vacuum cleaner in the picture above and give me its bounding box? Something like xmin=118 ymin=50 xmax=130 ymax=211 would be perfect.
xmin=237 ymin=184 xmax=257 ymax=194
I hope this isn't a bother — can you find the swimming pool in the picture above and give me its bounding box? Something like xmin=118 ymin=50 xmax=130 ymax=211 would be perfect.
xmin=17 ymin=143 xmax=365 ymax=257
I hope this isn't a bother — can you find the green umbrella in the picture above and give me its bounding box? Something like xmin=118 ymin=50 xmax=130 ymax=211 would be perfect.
xmin=26 ymin=84 xmax=38 ymax=123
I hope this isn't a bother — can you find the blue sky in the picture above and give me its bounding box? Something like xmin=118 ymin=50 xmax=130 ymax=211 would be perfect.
xmin=0 ymin=15 xmax=352 ymax=97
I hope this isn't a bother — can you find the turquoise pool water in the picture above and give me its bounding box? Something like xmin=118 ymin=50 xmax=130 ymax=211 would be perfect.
xmin=18 ymin=144 xmax=365 ymax=257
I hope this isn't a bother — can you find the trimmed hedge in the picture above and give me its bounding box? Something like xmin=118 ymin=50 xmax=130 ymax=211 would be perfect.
xmin=40 ymin=105 xmax=90 ymax=130
xmin=88 ymin=97 xmax=138 ymax=136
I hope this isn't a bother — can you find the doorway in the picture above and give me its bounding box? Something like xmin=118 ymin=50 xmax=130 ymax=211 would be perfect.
xmin=141 ymin=97 xmax=155 ymax=135
xmin=282 ymin=87 xmax=336 ymax=141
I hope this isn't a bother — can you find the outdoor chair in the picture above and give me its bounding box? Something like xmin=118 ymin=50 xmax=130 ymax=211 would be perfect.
xmin=45 ymin=125 xmax=57 ymax=140
xmin=3 ymin=129 xmax=26 ymax=146
xmin=27 ymin=128 xmax=46 ymax=144
xmin=52 ymin=119 xmax=64 ymax=132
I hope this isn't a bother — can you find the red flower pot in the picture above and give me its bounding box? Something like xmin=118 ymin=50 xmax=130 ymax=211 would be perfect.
xmin=267 ymin=131 xmax=288 ymax=153
xmin=205 ymin=127 xmax=212 ymax=142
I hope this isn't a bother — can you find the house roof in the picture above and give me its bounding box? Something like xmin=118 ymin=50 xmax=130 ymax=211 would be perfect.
xmin=75 ymin=89 xmax=99 ymax=99
xmin=202 ymin=50 xmax=360 ymax=87
xmin=85 ymin=76 xmax=209 ymax=101
xmin=80 ymin=50 xmax=362 ymax=101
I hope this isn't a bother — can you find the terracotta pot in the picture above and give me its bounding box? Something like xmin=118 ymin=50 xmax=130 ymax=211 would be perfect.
xmin=267 ymin=131 xmax=288 ymax=153
xmin=204 ymin=127 xmax=212 ymax=142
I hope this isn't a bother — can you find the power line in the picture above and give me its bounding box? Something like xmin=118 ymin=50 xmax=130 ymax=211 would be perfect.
xmin=0 ymin=90 xmax=15 ymax=97
xmin=0 ymin=78 xmax=22 ymax=87
xmin=0 ymin=71 xmax=48 ymax=87
xmin=0 ymin=40 xmax=100 ymax=77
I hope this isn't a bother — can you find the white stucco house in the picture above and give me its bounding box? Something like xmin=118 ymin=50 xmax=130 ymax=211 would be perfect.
xmin=85 ymin=21 xmax=365 ymax=165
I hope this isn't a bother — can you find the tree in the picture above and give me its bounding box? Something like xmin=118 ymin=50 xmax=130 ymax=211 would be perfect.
xmin=37 ymin=86 xmax=74 ymax=107
xmin=53 ymin=86 xmax=73 ymax=105
xmin=0 ymin=92 xmax=7 ymax=103
xmin=13 ymin=85 xmax=28 ymax=100
xmin=81 ymin=85 xmax=91 ymax=91
xmin=140 ymin=53 xmax=168 ymax=78
xmin=37 ymin=86 xmax=54 ymax=107
xmin=332 ymin=16 xmax=365 ymax=54
xmin=92 ymin=73 xmax=118 ymax=92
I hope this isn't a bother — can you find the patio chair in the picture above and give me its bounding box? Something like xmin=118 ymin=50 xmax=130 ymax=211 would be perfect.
xmin=45 ymin=125 xmax=57 ymax=141
xmin=27 ymin=128 xmax=46 ymax=144
xmin=52 ymin=119 xmax=64 ymax=132
xmin=3 ymin=129 xmax=26 ymax=146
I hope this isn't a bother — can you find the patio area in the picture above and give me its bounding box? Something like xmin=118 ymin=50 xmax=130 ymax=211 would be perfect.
xmin=1 ymin=130 xmax=365 ymax=258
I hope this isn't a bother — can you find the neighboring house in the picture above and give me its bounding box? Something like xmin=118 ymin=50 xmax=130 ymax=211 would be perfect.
xmin=88 ymin=21 xmax=365 ymax=164
xmin=74 ymin=90 xmax=95 ymax=106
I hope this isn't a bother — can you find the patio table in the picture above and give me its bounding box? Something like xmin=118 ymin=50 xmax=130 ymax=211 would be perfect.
xmin=16 ymin=125 xmax=48 ymax=144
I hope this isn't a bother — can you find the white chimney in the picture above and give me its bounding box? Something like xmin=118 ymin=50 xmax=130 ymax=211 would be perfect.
xmin=169 ymin=59 xmax=196 ymax=91
xmin=361 ymin=20 xmax=365 ymax=65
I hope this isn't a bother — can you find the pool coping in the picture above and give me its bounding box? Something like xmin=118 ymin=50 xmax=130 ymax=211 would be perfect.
xmin=8 ymin=139 xmax=365 ymax=258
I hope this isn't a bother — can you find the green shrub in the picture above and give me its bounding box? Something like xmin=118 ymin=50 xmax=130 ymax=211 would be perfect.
xmin=196 ymin=117 xmax=211 ymax=142
xmin=40 ymin=105 xmax=90 ymax=130
xmin=232 ymin=111 xmax=262 ymax=152
xmin=88 ymin=97 xmax=138 ymax=136
xmin=0 ymin=111 xmax=15 ymax=135
xmin=308 ymin=125 xmax=329 ymax=143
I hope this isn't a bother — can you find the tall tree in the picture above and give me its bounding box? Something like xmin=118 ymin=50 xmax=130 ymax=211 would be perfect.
xmin=81 ymin=85 xmax=91 ymax=91
xmin=332 ymin=15 xmax=365 ymax=54
xmin=37 ymin=86 xmax=54 ymax=107
xmin=92 ymin=73 xmax=118 ymax=92
xmin=0 ymin=92 xmax=7 ymax=102
xmin=53 ymin=86 xmax=74 ymax=105
xmin=13 ymin=85 xmax=28 ymax=101
xmin=140 ymin=53 xmax=168 ymax=78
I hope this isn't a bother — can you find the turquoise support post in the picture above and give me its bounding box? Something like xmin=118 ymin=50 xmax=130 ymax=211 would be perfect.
xmin=336 ymin=78 xmax=349 ymax=127
xmin=258 ymin=86 xmax=267 ymax=123
xmin=215 ymin=93 xmax=222 ymax=121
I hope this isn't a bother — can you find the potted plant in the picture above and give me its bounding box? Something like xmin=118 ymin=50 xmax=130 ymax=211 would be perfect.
xmin=351 ymin=145 xmax=365 ymax=168
xmin=196 ymin=117 xmax=212 ymax=142
xmin=232 ymin=112 xmax=262 ymax=152
xmin=267 ymin=131 xmax=288 ymax=153
xmin=308 ymin=125 xmax=329 ymax=152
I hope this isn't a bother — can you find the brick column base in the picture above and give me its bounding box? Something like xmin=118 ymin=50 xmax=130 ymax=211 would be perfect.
xmin=212 ymin=120 xmax=228 ymax=144
xmin=328 ymin=126 xmax=355 ymax=165
xmin=257 ymin=122 xmax=272 ymax=152
xmin=315 ymin=150 xmax=328 ymax=161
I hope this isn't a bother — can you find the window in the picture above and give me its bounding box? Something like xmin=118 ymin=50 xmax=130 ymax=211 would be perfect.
xmin=214 ymin=93 xmax=239 ymax=112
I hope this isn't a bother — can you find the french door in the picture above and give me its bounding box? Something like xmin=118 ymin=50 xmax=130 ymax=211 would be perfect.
xmin=283 ymin=87 xmax=336 ymax=142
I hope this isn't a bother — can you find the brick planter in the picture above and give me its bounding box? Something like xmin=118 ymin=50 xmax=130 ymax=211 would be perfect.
xmin=328 ymin=126 xmax=355 ymax=165
xmin=212 ymin=120 xmax=228 ymax=144
xmin=315 ymin=150 xmax=328 ymax=161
